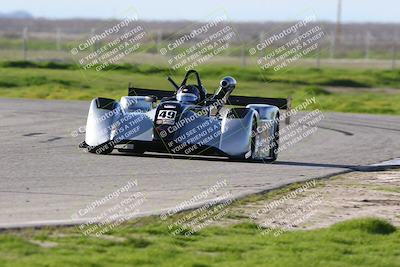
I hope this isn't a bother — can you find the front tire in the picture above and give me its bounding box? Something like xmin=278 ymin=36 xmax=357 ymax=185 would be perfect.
xmin=87 ymin=142 xmax=114 ymax=155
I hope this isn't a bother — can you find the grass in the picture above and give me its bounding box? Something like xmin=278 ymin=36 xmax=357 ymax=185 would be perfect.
xmin=0 ymin=217 xmax=398 ymax=266
xmin=0 ymin=61 xmax=400 ymax=114
xmin=373 ymin=186 xmax=400 ymax=194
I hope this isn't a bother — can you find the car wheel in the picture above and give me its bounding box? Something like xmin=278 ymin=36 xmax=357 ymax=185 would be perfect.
xmin=247 ymin=116 xmax=257 ymax=160
xmin=117 ymin=144 xmax=146 ymax=154
xmin=269 ymin=117 xmax=279 ymax=161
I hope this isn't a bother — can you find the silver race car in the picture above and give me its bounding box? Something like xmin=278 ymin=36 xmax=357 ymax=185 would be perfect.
xmin=79 ymin=70 xmax=290 ymax=161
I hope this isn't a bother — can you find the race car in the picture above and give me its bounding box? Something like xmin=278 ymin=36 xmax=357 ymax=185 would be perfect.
xmin=79 ymin=70 xmax=291 ymax=161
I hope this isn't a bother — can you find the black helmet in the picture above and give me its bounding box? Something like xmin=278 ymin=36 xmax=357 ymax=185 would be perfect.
xmin=176 ymin=85 xmax=200 ymax=103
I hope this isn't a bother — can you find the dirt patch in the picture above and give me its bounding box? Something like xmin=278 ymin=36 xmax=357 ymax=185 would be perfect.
xmin=29 ymin=240 xmax=58 ymax=248
xmin=225 ymin=169 xmax=400 ymax=231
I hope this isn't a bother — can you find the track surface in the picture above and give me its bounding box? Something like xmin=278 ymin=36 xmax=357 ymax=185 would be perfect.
xmin=1 ymin=98 xmax=400 ymax=228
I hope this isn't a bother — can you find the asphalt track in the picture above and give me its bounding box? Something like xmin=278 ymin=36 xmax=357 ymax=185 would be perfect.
xmin=1 ymin=98 xmax=400 ymax=228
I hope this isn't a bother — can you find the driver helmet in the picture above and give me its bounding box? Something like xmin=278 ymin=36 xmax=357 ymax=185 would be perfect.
xmin=176 ymin=85 xmax=200 ymax=103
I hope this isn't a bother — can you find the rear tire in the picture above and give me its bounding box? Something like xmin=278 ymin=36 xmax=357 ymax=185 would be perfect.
xmin=248 ymin=116 xmax=257 ymax=160
xmin=270 ymin=118 xmax=280 ymax=161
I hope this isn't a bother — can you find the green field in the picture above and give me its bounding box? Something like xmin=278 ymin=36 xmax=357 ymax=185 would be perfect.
xmin=1 ymin=219 xmax=398 ymax=267
xmin=0 ymin=61 xmax=400 ymax=114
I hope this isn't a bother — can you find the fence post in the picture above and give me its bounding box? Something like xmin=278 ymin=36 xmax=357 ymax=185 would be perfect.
xmin=155 ymin=30 xmax=162 ymax=55
xmin=241 ymin=44 xmax=246 ymax=67
xmin=329 ymin=33 xmax=335 ymax=58
xmin=364 ymin=31 xmax=370 ymax=60
xmin=392 ymin=43 xmax=397 ymax=70
xmin=22 ymin=27 xmax=28 ymax=60
xmin=90 ymin=28 xmax=96 ymax=52
xmin=56 ymin=28 xmax=61 ymax=51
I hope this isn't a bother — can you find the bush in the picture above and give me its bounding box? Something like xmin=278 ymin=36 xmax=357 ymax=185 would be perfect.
xmin=303 ymin=86 xmax=331 ymax=95
xmin=332 ymin=218 xmax=396 ymax=235
xmin=319 ymin=78 xmax=369 ymax=88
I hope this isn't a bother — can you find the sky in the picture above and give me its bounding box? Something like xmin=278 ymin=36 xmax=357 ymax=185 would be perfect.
xmin=1 ymin=0 xmax=400 ymax=23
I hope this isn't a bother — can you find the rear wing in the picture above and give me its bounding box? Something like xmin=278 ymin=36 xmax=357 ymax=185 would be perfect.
xmin=128 ymin=87 xmax=173 ymax=100
xmin=128 ymin=86 xmax=292 ymax=124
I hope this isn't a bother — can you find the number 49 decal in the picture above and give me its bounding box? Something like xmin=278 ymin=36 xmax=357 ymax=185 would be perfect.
xmin=157 ymin=110 xmax=177 ymax=120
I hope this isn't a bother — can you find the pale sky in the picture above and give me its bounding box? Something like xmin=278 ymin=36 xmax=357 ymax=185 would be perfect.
xmin=1 ymin=0 xmax=399 ymax=23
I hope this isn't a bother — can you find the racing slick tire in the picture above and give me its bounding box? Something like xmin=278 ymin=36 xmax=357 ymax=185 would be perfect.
xmin=269 ymin=116 xmax=279 ymax=161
